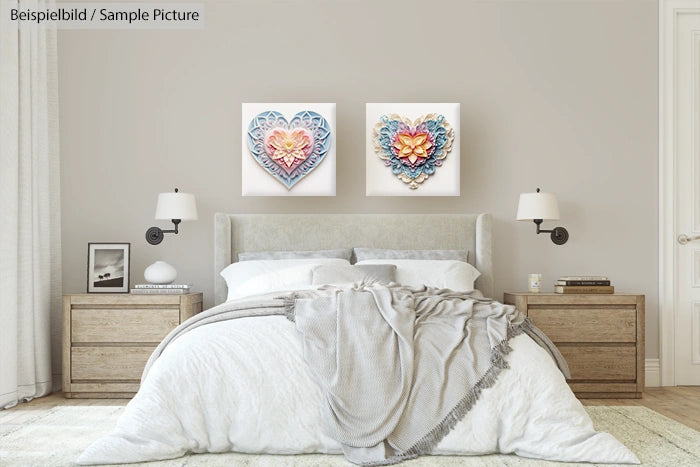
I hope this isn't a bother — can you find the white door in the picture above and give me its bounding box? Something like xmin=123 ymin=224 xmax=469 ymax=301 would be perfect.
xmin=672 ymin=6 xmax=700 ymax=385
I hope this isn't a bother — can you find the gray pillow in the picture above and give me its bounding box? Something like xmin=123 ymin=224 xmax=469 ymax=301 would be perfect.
xmin=353 ymin=248 xmax=468 ymax=263
xmin=238 ymin=248 xmax=353 ymax=262
xmin=312 ymin=264 xmax=396 ymax=286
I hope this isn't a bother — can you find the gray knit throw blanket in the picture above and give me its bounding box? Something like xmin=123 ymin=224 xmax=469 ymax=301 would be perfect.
xmin=289 ymin=283 xmax=569 ymax=466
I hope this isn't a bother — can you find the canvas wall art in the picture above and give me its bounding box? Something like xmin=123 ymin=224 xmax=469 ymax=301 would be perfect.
xmin=242 ymin=103 xmax=336 ymax=196
xmin=366 ymin=103 xmax=460 ymax=196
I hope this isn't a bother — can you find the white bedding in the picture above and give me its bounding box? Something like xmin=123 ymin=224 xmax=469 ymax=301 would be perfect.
xmin=77 ymin=298 xmax=639 ymax=465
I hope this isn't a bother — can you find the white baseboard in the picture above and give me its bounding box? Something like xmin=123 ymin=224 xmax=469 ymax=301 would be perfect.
xmin=645 ymin=358 xmax=660 ymax=387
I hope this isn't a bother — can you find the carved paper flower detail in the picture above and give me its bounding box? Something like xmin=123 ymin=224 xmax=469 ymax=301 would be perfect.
xmin=264 ymin=128 xmax=314 ymax=171
xmin=393 ymin=132 xmax=434 ymax=168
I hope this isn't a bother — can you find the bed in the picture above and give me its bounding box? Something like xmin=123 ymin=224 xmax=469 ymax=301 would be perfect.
xmin=77 ymin=213 xmax=639 ymax=466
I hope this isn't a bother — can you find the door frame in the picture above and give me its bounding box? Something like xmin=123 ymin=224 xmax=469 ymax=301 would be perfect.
xmin=659 ymin=0 xmax=700 ymax=386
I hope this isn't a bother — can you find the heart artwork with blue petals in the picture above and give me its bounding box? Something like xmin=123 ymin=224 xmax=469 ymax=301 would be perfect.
xmin=246 ymin=110 xmax=332 ymax=190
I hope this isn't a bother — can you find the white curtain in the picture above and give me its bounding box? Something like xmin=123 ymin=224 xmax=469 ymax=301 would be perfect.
xmin=0 ymin=0 xmax=62 ymax=409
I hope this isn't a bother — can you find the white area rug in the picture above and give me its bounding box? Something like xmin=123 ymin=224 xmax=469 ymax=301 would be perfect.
xmin=0 ymin=406 xmax=698 ymax=466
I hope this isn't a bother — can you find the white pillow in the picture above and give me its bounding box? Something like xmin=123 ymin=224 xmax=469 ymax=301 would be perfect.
xmin=355 ymin=259 xmax=481 ymax=292
xmin=220 ymin=258 xmax=350 ymax=302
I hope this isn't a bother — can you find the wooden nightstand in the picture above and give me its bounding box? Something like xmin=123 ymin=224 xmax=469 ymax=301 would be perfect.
xmin=62 ymin=293 xmax=203 ymax=398
xmin=503 ymin=292 xmax=644 ymax=399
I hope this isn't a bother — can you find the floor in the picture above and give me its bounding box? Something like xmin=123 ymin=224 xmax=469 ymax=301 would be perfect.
xmin=2 ymin=387 xmax=700 ymax=432
xmin=581 ymin=386 xmax=700 ymax=431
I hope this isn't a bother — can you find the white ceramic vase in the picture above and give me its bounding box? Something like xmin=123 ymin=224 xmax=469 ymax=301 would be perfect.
xmin=144 ymin=261 xmax=177 ymax=285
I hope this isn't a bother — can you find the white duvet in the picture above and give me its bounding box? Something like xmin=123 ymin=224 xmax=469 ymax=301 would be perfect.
xmin=77 ymin=303 xmax=639 ymax=465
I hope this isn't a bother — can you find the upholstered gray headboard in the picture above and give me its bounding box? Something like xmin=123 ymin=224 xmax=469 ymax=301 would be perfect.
xmin=214 ymin=213 xmax=493 ymax=305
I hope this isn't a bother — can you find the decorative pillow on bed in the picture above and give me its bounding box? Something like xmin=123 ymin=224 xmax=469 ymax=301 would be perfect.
xmin=355 ymin=259 xmax=480 ymax=291
xmin=312 ymin=264 xmax=396 ymax=286
xmin=221 ymin=258 xmax=350 ymax=301
xmin=238 ymin=248 xmax=352 ymax=262
xmin=353 ymin=248 xmax=468 ymax=262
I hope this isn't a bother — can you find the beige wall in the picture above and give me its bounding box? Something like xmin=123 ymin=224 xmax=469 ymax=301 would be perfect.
xmin=58 ymin=0 xmax=659 ymax=357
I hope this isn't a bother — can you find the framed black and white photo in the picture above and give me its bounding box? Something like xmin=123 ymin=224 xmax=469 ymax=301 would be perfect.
xmin=87 ymin=243 xmax=130 ymax=293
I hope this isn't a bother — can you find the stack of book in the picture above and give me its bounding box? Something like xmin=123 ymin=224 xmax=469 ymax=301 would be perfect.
xmin=131 ymin=284 xmax=191 ymax=294
xmin=554 ymin=276 xmax=613 ymax=294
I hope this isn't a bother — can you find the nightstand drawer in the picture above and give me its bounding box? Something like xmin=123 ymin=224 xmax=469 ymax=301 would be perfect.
xmin=559 ymin=345 xmax=637 ymax=381
xmin=528 ymin=308 xmax=636 ymax=343
xmin=71 ymin=308 xmax=180 ymax=343
xmin=71 ymin=346 xmax=154 ymax=380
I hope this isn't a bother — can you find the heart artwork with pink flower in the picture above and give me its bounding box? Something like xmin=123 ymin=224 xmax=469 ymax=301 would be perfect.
xmin=372 ymin=113 xmax=455 ymax=190
xmin=247 ymin=111 xmax=332 ymax=189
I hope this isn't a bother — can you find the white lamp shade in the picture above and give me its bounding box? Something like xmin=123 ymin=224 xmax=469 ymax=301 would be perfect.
xmin=516 ymin=191 xmax=560 ymax=221
xmin=154 ymin=192 xmax=198 ymax=220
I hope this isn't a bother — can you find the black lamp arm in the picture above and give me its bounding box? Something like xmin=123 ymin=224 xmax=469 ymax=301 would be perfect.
xmin=161 ymin=219 xmax=181 ymax=234
xmin=533 ymin=219 xmax=553 ymax=234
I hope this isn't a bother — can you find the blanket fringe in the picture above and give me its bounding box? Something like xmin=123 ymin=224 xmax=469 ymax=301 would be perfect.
xmin=360 ymin=320 xmax=531 ymax=467
xmin=281 ymin=296 xmax=297 ymax=322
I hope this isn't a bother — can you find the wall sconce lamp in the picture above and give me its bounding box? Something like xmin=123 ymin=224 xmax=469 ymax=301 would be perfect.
xmin=516 ymin=188 xmax=569 ymax=245
xmin=145 ymin=188 xmax=198 ymax=245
